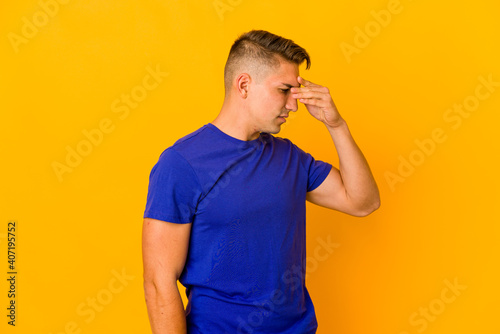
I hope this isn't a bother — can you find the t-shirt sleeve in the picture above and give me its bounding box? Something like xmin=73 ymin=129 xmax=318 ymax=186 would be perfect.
xmin=293 ymin=143 xmax=333 ymax=192
xmin=143 ymin=147 xmax=202 ymax=224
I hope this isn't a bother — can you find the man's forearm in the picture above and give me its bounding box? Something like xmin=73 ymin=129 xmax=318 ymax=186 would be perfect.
xmin=144 ymin=281 xmax=187 ymax=334
xmin=326 ymin=119 xmax=380 ymax=212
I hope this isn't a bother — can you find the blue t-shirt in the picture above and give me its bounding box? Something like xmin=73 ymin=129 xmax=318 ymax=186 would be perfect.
xmin=144 ymin=123 xmax=332 ymax=334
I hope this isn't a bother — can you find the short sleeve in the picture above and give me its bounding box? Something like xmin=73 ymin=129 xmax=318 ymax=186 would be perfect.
xmin=143 ymin=148 xmax=202 ymax=224
xmin=293 ymin=143 xmax=333 ymax=192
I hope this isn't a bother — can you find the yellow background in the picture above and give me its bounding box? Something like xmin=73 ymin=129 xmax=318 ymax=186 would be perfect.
xmin=1 ymin=0 xmax=499 ymax=333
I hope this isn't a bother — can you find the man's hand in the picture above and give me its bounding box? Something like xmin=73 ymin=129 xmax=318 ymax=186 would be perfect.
xmin=291 ymin=76 xmax=343 ymax=128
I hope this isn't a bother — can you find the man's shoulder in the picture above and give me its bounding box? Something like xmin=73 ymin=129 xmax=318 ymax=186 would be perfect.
xmin=264 ymin=134 xmax=317 ymax=167
xmin=161 ymin=123 xmax=215 ymax=159
xmin=265 ymin=133 xmax=300 ymax=151
xmin=172 ymin=123 xmax=211 ymax=148
xmin=269 ymin=133 xmax=292 ymax=144
xmin=153 ymin=124 xmax=210 ymax=166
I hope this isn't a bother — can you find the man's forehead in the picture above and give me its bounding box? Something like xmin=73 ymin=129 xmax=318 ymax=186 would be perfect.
xmin=257 ymin=58 xmax=299 ymax=87
xmin=269 ymin=61 xmax=300 ymax=87
xmin=267 ymin=73 xmax=300 ymax=88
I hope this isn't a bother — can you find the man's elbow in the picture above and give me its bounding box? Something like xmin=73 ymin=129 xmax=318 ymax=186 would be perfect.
xmin=143 ymin=273 xmax=178 ymax=299
xmin=351 ymin=196 xmax=381 ymax=217
xmin=143 ymin=276 xmax=161 ymax=302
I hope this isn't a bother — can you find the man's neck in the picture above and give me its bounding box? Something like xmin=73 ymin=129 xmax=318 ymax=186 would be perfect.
xmin=211 ymin=103 xmax=260 ymax=141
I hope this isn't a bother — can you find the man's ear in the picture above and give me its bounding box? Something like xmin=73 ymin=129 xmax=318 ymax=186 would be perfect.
xmin=235 ymin=73 xmax=251 ymax=99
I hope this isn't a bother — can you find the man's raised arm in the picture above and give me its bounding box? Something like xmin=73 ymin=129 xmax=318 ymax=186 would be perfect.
xmin=291 ymin=76 xmax=380 ymax=217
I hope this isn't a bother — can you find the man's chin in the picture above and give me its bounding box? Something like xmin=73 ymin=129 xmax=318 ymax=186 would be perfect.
xmin=258 ymin=121 xmax=283 ymax=135
xmin=266 ymin=125 xmax=282 ymax=135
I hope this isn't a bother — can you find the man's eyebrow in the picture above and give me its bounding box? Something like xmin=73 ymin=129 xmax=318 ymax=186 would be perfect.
xmin=281 ymin=83 xmax=300 ymax=88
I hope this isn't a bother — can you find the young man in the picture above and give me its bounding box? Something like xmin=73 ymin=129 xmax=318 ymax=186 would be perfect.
xmin=142 ymin=30 xmax=380 ymax=334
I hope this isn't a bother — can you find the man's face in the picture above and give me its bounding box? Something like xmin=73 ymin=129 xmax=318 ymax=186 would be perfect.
xmin=248 ymin=59 xmax=300 ymax=134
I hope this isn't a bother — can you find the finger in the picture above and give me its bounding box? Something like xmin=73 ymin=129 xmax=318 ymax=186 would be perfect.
xmin=293 ymin=91 xmax=321 ymax=100
xmin=292 ymin=86 xmax=329 ymax=95
xmin=298 ymin=76 xmax=316 ymax=87
xmin=298 ymin=76 xmax=320 ymax=87
xmin=292 ymin=89 xmax=331 ymax=100
xmin=298 ymin=97 xmax=329 ymax=108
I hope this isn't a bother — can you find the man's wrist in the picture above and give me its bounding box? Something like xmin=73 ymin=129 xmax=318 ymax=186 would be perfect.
xmin=324 ymin=117 xmax=347 ymax=131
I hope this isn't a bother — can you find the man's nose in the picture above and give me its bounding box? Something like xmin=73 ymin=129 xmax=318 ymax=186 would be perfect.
xmin=286 ymin=94 xmax=298 ymax=112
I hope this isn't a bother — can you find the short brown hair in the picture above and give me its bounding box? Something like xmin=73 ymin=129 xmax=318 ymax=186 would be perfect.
xmin=224 ymin=30 xmax=311 ymax=94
